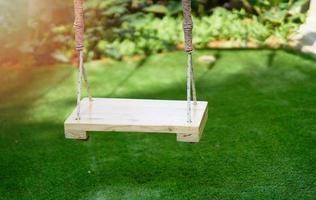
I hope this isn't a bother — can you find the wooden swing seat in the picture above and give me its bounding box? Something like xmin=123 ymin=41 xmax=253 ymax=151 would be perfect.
xmin=64 ymin=98 xmax=208 ymax=142
xmin=66 ymin=0 xmax=207 ymax=143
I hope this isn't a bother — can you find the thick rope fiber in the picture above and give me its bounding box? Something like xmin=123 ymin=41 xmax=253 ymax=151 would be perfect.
xmin=182 ymin=0 xmax=193 ymax=52
xmin=74 ymin=0 xmax=84 ymax=51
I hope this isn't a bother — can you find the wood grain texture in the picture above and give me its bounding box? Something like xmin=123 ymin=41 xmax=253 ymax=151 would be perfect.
xmin=65 ymin=129 xmax=87 ymax=140
xmin=64 ymin=98 xmax=208 ymax=142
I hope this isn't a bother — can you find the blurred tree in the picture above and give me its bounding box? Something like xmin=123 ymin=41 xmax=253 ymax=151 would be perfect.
xmin=0 ymin=0 xmax=73 ymax=66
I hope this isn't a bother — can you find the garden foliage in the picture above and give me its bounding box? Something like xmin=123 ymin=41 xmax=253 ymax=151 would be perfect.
xmin=65 ymin=0 xmax=308 ymax=59
xmin=0 ymin=0 xmax=309 ymax=64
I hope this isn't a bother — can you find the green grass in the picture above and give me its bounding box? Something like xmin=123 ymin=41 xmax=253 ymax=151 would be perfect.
xmin=0 ymin=49 xmax=315 ymax=199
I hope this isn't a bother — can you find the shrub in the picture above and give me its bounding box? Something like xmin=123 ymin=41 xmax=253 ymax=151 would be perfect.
xmin=52 ymin=0 xmax=305 ymax=59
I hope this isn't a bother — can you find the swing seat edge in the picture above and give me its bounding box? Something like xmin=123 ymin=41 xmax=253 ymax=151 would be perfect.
xmin=64 ymin=98 xmax=208 ymax=142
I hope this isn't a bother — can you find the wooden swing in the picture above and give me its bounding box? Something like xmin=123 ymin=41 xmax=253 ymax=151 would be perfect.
xmin=64 ymin=0 xmax=208 ymax=142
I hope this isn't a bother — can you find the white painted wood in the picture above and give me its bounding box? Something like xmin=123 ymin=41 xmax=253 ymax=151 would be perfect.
xmin=64 ymin=98 xmax=208 ymax=142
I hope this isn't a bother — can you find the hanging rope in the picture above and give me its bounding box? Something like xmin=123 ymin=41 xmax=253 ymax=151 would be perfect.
xmin=182 ymin=0 xmax=193 ymax=53
xmin=190 ymin=53 xmax=197 ymax=104
xmin=82 ymin=64 xmax=92 ymax=102
xmin=182 ymin=0 xmax=197 ymax=123
xmin=186 ymin=52 xmax=192 ymax=123
xmin=76 ymin=50 xmax=84 ymax=120
xmin=73 ymin=0 xmax=195 ymax=122
xmin=74 ymin=0 xmax=92 ymax=120
xmin=74 ymin=0 xmax=84 ymax=52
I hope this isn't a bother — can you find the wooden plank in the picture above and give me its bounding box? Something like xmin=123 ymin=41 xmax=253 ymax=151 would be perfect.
xmin=64 ymin=98 xmax=208 ymax=142
xmin=177 ymin=106 xmax=208 ymax=143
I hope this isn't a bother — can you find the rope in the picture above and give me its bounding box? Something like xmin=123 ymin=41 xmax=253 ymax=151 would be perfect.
xmin=74 ymin=0 xmax=84 ymax=51
xmin=190 ymin=53 xmax=197 ymax=105
xmin=182 ymin=0 xmax=197 ymax=123
xmin=73 ymin=0 xmax=196 ymax=122
xmin=74 ymin=0 xmax=92 ymax=120
xmin=187 ymin=52 xmax=192 ymax=123
xmin=76 ymin=50 xmax=84 ymax=120
xmin=82 ymin=63 xmax=92 ymax=102
xmin=182 ymin=0 xmax=193 ymax=52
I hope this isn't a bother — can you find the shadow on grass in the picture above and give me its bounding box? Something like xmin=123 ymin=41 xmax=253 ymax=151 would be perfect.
xmin=81 ymin=49 xmax=315 ymax=198
xmin=0 ymin=65 xmax=73 ymax=122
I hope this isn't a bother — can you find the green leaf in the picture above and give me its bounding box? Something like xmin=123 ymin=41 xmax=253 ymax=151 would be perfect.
xmin=143 ymin=5 xmax=168 ymax=14
xmin=263 ymin=8 xmax=287 ymax=24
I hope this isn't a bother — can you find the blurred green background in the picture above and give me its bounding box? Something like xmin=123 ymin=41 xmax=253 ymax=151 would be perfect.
xmin=0 ymin=0 xmax=310 ymax=66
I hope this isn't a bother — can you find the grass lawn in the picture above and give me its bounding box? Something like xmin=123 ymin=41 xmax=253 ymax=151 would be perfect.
xmin=0 ymin=49 xmax=315 ymax=199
